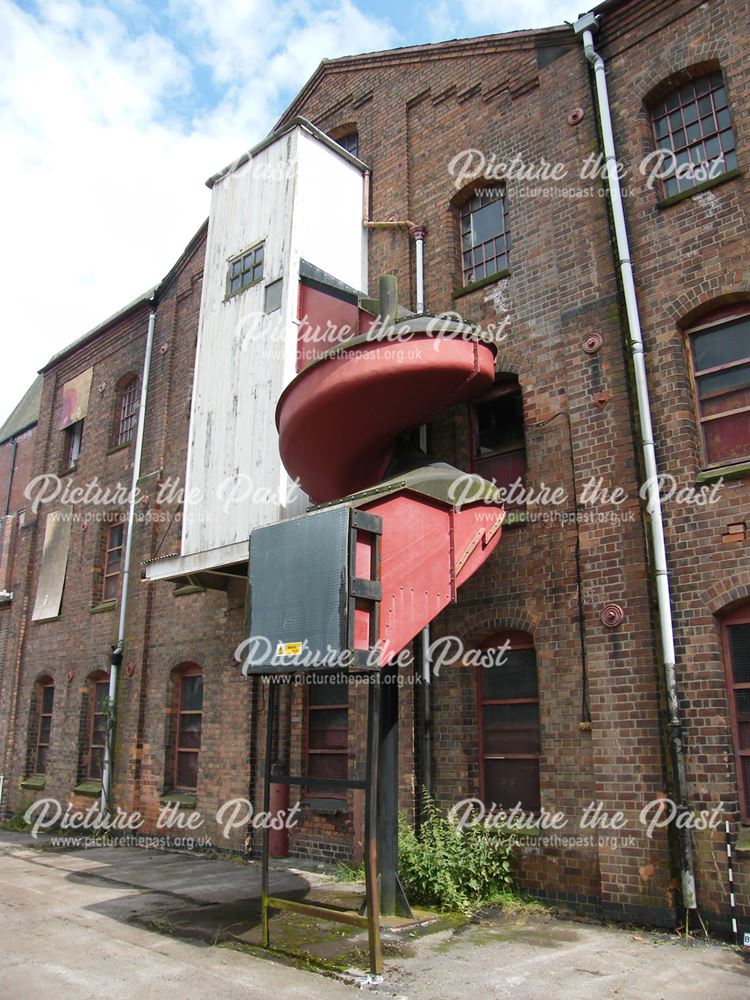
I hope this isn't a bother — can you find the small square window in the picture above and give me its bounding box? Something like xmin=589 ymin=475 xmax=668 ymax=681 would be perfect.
xmin=264 ymin=278 xmax=283 ymax=314
xmin=226 ymin=242 xmax=265 ymax=298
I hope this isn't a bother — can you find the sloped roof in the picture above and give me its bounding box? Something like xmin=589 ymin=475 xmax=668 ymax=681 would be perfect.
xmin=0 ymin=375 xmax=43 ymax=443
xmin=275 ymin=23 xmax=576 ymax=128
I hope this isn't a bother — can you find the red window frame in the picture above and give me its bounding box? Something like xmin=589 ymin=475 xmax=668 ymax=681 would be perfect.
xmin=174 ymin=665 xmax=203 ymax=791
xmin=477 ymin=630 xmax=540 ymax=813
xmin=651 ymin=72 xmax=737 ymax=200
xmin=686 ymin=307 xmax=750 ymax=469
xmin=460 ymin=187 xmax=510 ymax=286
xmin=116 ymin=376 xmax=139 ymax=446
xmin=469 ymin=378 xmax=527 ymax=501
xmin=305 ymin=673 xmax=349 ymax=799
xmin=102 ymin=519 xmax=125 ymax=602
xmin=88 ymin=675 xmax=109 ymax=780
xmin=34 ymin=677 xmax=54 ymax=775
xmin=721 ymin=605 xmax=750 ymax=821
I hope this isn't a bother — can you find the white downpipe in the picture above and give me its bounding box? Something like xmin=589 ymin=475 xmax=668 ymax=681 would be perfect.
xmin=575 ymin=15 xmax=696 ymax=911
xmin=101 ymin=307 xmax=156 ymax=813
xmin=414 ymin=233 xmax=425 ymax=314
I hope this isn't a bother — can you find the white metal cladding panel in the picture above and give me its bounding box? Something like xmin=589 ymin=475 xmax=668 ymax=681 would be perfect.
xmin=182 ymin=125 xmax=367 ymax=561
xmin=294 ymin=130 xmax=368 ymax=295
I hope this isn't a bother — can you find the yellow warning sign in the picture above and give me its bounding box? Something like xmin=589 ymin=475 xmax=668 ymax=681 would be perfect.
xmin=276 ymin=641 xmax=303 ymax=656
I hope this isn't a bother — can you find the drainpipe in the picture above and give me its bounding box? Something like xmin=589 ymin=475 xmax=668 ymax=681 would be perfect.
xmin=101 ymin=304 xmax=157 ymax=813
xmin=574 ymin=13 xmax=697 ymax=913
xmin=412 ymin=226 xmax=427 ymax=314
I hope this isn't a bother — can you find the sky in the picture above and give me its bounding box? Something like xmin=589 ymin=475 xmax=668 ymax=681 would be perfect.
xmin=0 ymin=0 xmax=583 ymax=426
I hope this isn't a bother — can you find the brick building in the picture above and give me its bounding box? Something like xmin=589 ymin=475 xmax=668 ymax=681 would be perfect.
xmin=1 ymin=0 xmax=748 ymax=935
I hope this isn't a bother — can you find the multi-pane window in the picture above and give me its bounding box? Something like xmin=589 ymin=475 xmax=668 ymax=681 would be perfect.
xmin=478 ymin=631 xmax=540 ymax=813
xmin=35 ymin=678 xmax=54 ymax=775
xmin=64 ymin=420 xmax=83 ymax=469
xmin=721 ymin=607 xmax=750 ymax=820
xmin=226 ymin=243 xmax=264 ymax=298
xmin=688 ymin=310 xmax=750 ymax=467
xmin=175 ymin=666 xmax=203 ymax=790
xmin=335 ymin=131 xmax=359 ymax=158
xmin=88 ymin=676 xmax=109 ymax=780
xmin=651 ymin=72 xmax=737 ymax=199
xmin=306 ymin=673 xmax=348 ymax=798
xmin=460 ymin=188 xmax=510 ymax=286
xmin=116 ymin=376 xmax=138 ymax=446
xmin=471 ymin=378 xmax=527 ymax=499
xmin=102 ymin=520 xmax=124 ymax=602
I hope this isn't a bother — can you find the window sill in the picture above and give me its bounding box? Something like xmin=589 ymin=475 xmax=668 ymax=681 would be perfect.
xmin=74 ymin=781 xmax=102 ymax=797
xmin=107 ymin=441 xmax=131 ymax=456
xmin=302 ymin=797 xmax=349 ymax=815
xmin=696 ymin=459 xmax=750 ymax=484
xmin=91 ymin=600 xmax=117 ymax=614
xmin=453 ymin=269 xmax=511 ymax=299
xmin=655 ymin=168 xmax=742 ymax=210
xmin=160 ymin=792 xmax=197 ymax=809
xmin=20 ymin=776 xmax=45 ymax=791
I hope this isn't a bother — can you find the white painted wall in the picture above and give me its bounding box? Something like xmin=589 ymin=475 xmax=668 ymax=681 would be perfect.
xmin=180 ymin=123 xmax=367 ymax=564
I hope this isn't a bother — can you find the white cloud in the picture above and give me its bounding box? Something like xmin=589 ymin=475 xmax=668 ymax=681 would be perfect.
xmin=0 ymin=0 xmax=399 ymax=425
xmin=420 ymin=0 xmax=580 ymax=41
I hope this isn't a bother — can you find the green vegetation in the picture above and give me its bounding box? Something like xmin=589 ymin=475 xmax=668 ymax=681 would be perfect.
xmin=398 ymin=794 xmax=518 ymax=914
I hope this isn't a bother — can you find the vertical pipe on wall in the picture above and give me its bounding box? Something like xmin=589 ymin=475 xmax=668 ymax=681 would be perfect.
xmin=101 ymin=305 xmax=156 ymax=813
xmin=574 ymin=13 xmax=697 ymax=912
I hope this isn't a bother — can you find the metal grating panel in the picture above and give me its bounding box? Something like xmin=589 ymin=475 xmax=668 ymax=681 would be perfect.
xmin=246 ymin=506 xmax=350 ymax=673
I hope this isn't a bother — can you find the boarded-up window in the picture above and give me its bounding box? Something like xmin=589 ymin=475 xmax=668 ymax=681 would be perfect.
xmin=175 ymin=666 xmax=203 ymax=790
xmin=470 ymin=377 xmax=527 ymax=501
xmin=306 ymin=673 xmax=348 ymax=798
xmin=478 ymin=631 xmax=540 ymax=813
xmin=59 ymin=368 xmax=93 ymax=430
xmin=32 ymin=511 xmax=72 ymax=621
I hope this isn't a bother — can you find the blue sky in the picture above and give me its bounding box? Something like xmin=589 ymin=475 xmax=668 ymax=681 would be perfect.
xmin=0 ymin=0 xmax=582 ymax=424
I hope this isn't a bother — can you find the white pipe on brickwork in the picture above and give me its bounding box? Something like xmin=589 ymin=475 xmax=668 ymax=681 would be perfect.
xmin=574 ymin=13 xmax=697 ymax=913
xmin=101 ymin=305 xmax=156 ymax=813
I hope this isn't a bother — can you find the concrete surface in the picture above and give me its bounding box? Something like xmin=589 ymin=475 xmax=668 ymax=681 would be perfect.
xmin=1 ymin=831 xmax=749 ymax=999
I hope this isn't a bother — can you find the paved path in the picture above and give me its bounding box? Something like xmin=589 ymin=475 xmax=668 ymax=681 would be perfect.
xmin=1 ymin=833 xmax=749 ymax=999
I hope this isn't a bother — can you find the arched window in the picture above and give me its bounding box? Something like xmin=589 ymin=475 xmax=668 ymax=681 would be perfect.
xmin=459 ymin=186 xmax=510 ymax=286
xmin=720 ymin=605 xmax=750 ymax=821
xmin=649 ymin=70 xmax=737 ymax=200
xmin=470 ymin=375 xmax=527 ymax=499
xmin=173 ymin=664 xmax=203 ymax=791
xmin=86 ymin=671 xmax=110 ymax=781
xmin=29 ymin=676 xmax=54 ymax=776
xmin=685 ymin=306 xmax=750 ymax=468
xmin=114 ymin=375 xmax=139 ymax=446
xmin=329 ymin=125 xmax=359 ymax=159
xmin=477 ymin=630 xmax=540 ymax=812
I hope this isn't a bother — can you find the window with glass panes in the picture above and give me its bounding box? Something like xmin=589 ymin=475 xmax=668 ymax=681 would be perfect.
xmin=35 ymin=678 xmax=54 ymax=774
xmin=460 ymin=188 xmax=510 ymax=285
xmin=306 ymin=673 xmax=348 ymax=798
xmin=722 ymin=606 xmax=750 ymax=820
xmin=102 ymin=520 xmax=124 ymax=602
xmin=88 ymin=676 xmax=109 ymax=780
xmin=226 ymin=243 xmax=264 ymax=297
xmin=651 ymin=72 xmax=737 ymax=199
xmin=687 ymin=310 xmax=750 ymax=467
xmin=116 ymin=376 xmax=138 ymax=446
xmin=478 ymin=632 xmax=540 ymax=813
xmin=175 ymin=667 xmax=203 ymax=790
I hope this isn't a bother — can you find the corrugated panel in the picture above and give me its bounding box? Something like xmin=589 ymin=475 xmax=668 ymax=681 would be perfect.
xmin=31 ymin=511 xmax=72 ymax=621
